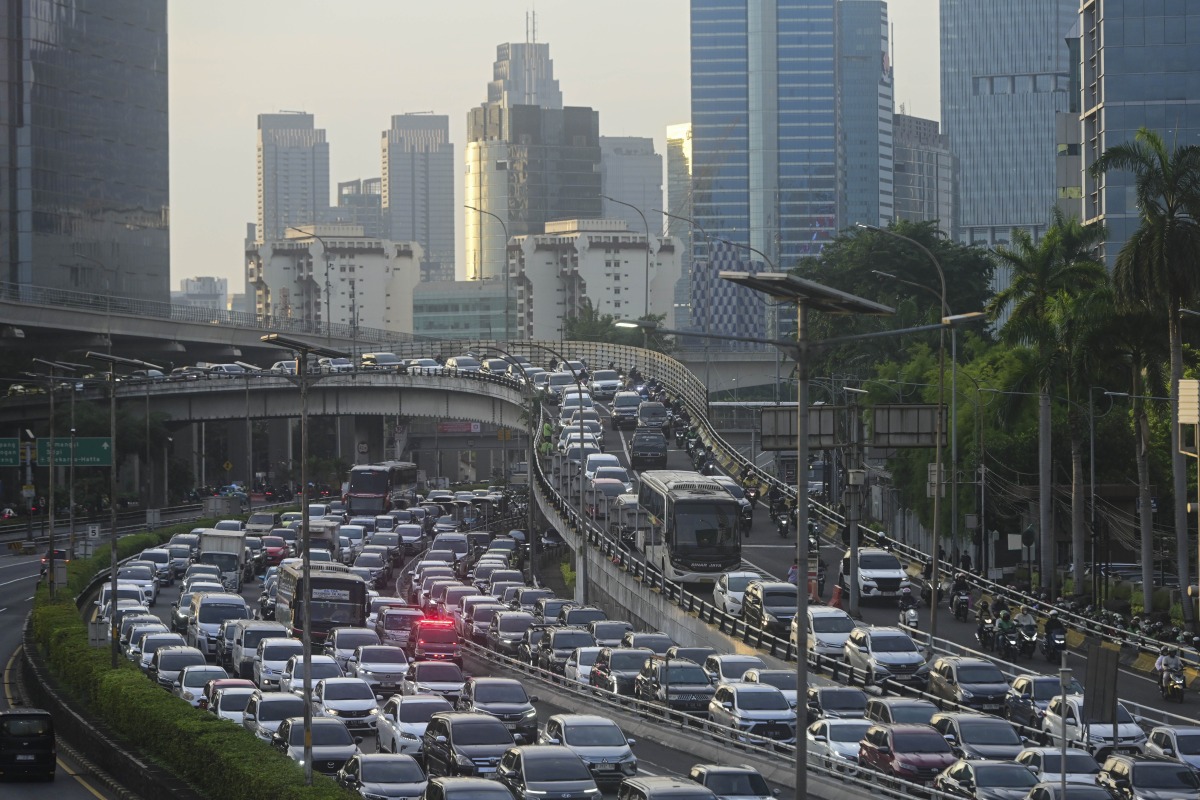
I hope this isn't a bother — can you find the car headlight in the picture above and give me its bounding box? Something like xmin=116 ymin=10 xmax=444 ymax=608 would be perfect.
xmin=183 ymin=691 xmax=196 ymax=701
xmin=416 ymin=684 xmax=430 ymax=693
xmin=363 ymin=793 xmax=389 ymax=800
xmin=522 ymin=707 xmax=538 ymax=719
xmin=368 ymin=707 xmax=379 ymax=716
xmin=326 ymin=709 xmax=340 ymax=716
xmin=915 ymin=662 xmax=931 ymax=676
xmin=765 ymin=613 xmax=779 ymax=623
xmin=359 ymin=667 xmax=373 ymax=675
xmin=870 ymin=660 xmax=892 ymax=676
xmin=400 ymin=731 xmax=419 ymax=741
xmin=454 ymin=753 xmax=475 ymax=768
xmin=959 ymin=688 xmax=974 ymax=699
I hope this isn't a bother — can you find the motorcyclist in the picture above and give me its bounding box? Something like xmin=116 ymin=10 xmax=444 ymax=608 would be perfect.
xmin=898 ymin=586 xmax=918 ymax=610
xmin=1043 ymin=609 xmax=1065 ymax=637
xmin=995 ymin=609 xmax=1016 ymax=640
xmin=951 ymin=572 xmax=971 ymax=597
xmin=768 ymin=484 xmax=784 ymax=515
xmin=1156 ymin=646 xmax=1184 ymax=693
xmin=975 ymin=598 xmax=993 ymax=642
xmin=1014 ymin=605 xmax=1036 ymax=629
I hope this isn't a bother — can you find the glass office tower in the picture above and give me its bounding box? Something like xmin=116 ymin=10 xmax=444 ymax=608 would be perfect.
xmin=0 ymin=0 xmax=170 ymax=302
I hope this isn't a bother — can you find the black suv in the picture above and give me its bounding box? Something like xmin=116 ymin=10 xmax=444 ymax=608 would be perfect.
xmin=455 ymin=677 xmax=539 ymax=744
xmin=687 ymin=764 xmax=772 ymax=799
xmin=740 ymin=580 xmax=798 ymax=635
xmin=1097 ymin=752 xmax=1200 ymax=799
xmin=930 ymin=711 xmax=1026 ymax=760
xmin=535 ymin=626 xmax=596 ymax=674
xmin=927 ymin=656 xmax=1010 ymax=714
xmin=864 ymin=696 xmax=937 ymax=726
xmin=495 ymin=745 xmax=600 ymax=800
xmin=629 ymin=429 xmax=668 ymax=470
xmin=589 ymin=647 xmax=651 ymax=696
xmin=405 ymin=618 xmax=462 ymax=667
xmin=805 ymin=685 xmax=868 ymax=724
xmin=486 ymin=611 xmax=537 ymax=657
xmin=421 ymin=712 xmax=516 ymax=778
xmin=633 ymin=654 xmax=715 ymax=716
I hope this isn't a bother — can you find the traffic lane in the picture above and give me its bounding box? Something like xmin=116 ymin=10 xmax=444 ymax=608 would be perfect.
xmin=0 ymin=555 xmax=44 ymax=712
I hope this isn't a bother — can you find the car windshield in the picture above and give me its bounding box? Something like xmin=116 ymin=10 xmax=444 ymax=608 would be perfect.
xmin=763 ymin=589 xmax=798 ymax=607
xmin=828 ymin=721 xmax=872 ymax=742
xmin=418 ymin=627 xmax=457 ymax=643
xmin=199 ymin=603 xmax=248 ymax=624
xmin=960 ymin=721 xmax=1021 ymax=744
xmin=725 ymin=574 xmax=757 ymax=592
xmin=872 ymin=635 xmax=917 ymax=653
xmin=263 ymin=645 xmax=303 ymax=661
xmin=1041 ymin=753 xmax=1099 ymax=774
xmin=754 ymin=672 xmax=797 ymax=691
xmin=259 ymin=696 xmax=306 ymax=721
xmin=499 ymin=617 xmax=534 ymax=633
xmin=357 ymin=554 xmax=383 ymax=567
xmin=595 ymin=468 xmax=630 ymax=482
xmin=719 ymin=658 xmax=764 ymax=679
xmin=324 ymin=681 xmax=375 ymax=701
xmin=335 ymin=632 xmax=378 ymax=650
xmin=860 ymin=553 xmax=902 ymax=570
xmin=471 ymin=607 xmax=503 ymax=625
xmin=529 ymin=753 xmax=592 ymax=781
xmin=553 ymin=632 xmax=595 ymax=649
xmin=706 ymin=774 xmax=771 ymax=795
xmin=415 ymin=663 xmax=462 ymax=682
xmin=820 ymin=690 xmax=867 ymax=710
xmin=973 ymin=765 xmax=1038 ymax=788
xmin=361 ymin=647 xmax=406 ymax=665
xmin=397 ymin=700 xmax=450 ymax=723
xmin=673 ymin=502 xmax=739 ymax=549
xmin=1077 ymin=703 xmax=1135 ymax=725
xmin=737 ymin=689 xmax=789 ymax=710
xmin=262 ymin=537 xmax=285 ymax=548
xmin=564 ymin=723 xmax=626 ymax=747
xmin=813 ymin=616 xmax=855 ymax=634
xmin=160 ymin=652 xmax=206 ymax=671
xmin=611 ymin=652 xmax=647 ymax=670
xmin=668 ymin=664 xmax=710 ymax=683
xmin=182 ymin=667 xmax=226 ymax=687
xmin=119 ymin=567 xmax=153 ymax=580
xmin=892 ymin=733 xmax=951 ymax=753
xmin=475 ymin=683 xmax=528 ymax=704
xmin=218 ymin=692 xmax=253 ymax=712
xmin=575 ymin=650 xmax=599 ymax=667
xmin=892 ymin=705 xmax=934 ymax=724
xmin=1135 ymin=764 xmax=1200 ymax=789
xmin=168 ymin=546 xmax=191 ymax=559
xmin=454 ymin=721 xmax=512 ymax=745
xmin=593 ymin=622 xmax=629 ymax=637
xmin=361 ymin=759 xmax=424 ymax=783
xmin=957 ymin=665 xmax=1007 ymax=683
xmin=292 ymin=722 xmax=353 ymax=746
xmin=1177 ymin=734 xmax=1200 ymax=755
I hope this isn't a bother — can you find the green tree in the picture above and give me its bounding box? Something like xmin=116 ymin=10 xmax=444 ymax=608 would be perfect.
xmin=1092 ymin=127 xmax=1200 ymax=625
xmin=563 ymin=299 xmax=672 ymax=352
xmin=987 ymin=211 xmax=1108 ymax=593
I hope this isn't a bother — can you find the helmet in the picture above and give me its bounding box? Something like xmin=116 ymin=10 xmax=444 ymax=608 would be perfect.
xmin=1000 ymin=610 xmax=1010 ymax=620
xmin=1049 ymin=610 xmax=1059 ymax=619
xmin=1163 ymin=646 xmax=1172 ymax=656
xmin=901 ymin=586 xmax=912 ymax=595
xmin=1172 ymin=647 xmax=1181 ymax=657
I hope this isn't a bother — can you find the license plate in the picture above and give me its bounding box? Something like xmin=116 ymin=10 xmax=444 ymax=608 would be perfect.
xmin=596 ymin=763 xmax=618 ymax=771
xmin=16 ymin=754 xmax=35 ymax=761
xmin=503 ymin=722 xmax=519 ymax=730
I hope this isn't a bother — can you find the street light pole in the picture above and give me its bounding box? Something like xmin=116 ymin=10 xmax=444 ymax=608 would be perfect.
xmin=465 ymin=205 xmax=512 ymax=341
xmin=601 ymin=195 xmax=652 ymax=318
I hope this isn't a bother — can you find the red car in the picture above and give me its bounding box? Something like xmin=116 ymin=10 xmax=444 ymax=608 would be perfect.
xmin=859 ymin=723 xmax=957 ymax=787
xmin=260 ymin=536 xmax=290 ymax=567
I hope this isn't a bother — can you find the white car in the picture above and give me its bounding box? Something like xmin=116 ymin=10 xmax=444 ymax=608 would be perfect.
xmin=279 ymin=654 xmax=342 ymax=697
xmin=253 ymin=637 xmax=306 ymax=690
xmin=211 ymin=686 xmax=257 ymax=724
xmin=714 ymin=571 xmax=761 ymax=616
xmin=538 ymin=713 xmax=637 ymax=788
xmin=323 ymin=627 xmax=380 ymax=673
xmin=796 ymin=606 xmax=857 ymax=664
xmin=583 ymin=453 xmax=621 ymax=482
xmin=593 ymin=466 xmax=634 ymax=494
xmin=173 ymin=664 xmax=229 ymax=707
xmin=1041 ymin=694 xmax=1146 ymax=756
xmin=1146 ymin=726 xmax=1200 ymax=772
xmin=564 ymin=646 xmax=603 ymax=685
xmin=242 ymin=691 xmax=307 ymax=742
xmin=702 ymin=653 xmax=768 ymax=685
xmin=116 ymin=565 xmax=159 ymax=605
xmin=741 ymin=668 xmax=798 ymax=708
xmin=806 ymin=718 xmax=872 ymax=774
xmin=311 ymin=677 xmax=381 ymax=732
xmin=347 ymin=645 xmax=409 ymax=698
xmin=375 ymin=694 xmax=454 ymax=756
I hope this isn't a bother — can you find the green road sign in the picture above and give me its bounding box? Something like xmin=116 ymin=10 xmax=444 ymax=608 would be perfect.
xmin=36 ymin=437 xmax=113 ymax=467
xmin=0 ymin=438 xmax=17 ymax=467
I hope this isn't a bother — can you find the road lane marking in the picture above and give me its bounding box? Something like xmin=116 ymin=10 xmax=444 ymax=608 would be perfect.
xmin=0 ymin=573 xmax=37 ymax=588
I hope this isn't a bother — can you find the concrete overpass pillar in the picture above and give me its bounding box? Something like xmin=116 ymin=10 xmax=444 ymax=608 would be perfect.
xmin=265 ymin=418 xmax=294 ymax=489
xmin=354 ymin=417 xmax=384 ymax=465
xmin=336 ymin=416 xmax=357 ymax=465
xmin=226 ymin=420 xmax=249 ymax=488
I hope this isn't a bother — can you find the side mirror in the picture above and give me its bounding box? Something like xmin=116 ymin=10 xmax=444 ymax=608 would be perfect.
xmin=877 ymin=746 xmax=890 ymax=755
xmin=435 ymin=735 xmax=448 ymax=744
xmin=243 ymin=712 xmax=256 ymax=723
xmin=943 ymin=734 xmax=956 ymax=743
xmin=384 ymin=713 xmax=395 ymax=723
xmin=353 ymin=737 xmax=363 ymax=745
xmin=1163 ymin=747 xmax=1176 ymax=757
xmin=529 ymin=696 xmax=538 ymax=703
xmin=813 ymin=734 xmax=828 ymax=743
xmin=721 ymin=701 xmax=733 ymax=710
xmin=627 ymin=738 xmax=636 ymax=747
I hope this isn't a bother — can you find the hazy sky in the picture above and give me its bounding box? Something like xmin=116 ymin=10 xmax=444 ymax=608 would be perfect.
xmin=169 ymin=0 xmax=938 ymax=293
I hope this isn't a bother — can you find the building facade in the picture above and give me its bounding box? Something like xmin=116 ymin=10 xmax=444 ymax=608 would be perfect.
xmin=381 ymin=114 xmax=455 ymax=281
xmin=0 ymin=0 xmax=170 ymax=301
xmin=837 ymin=0 xmax=894 ymax=229
xmin=412 ymin=280 xmax=509 ymax=340
xmin=487 ymin=41 xmax=563 ymax=110
xmin=334 ymin=178 xmax=384 ymax=241
xmin=172 ymin=277 xmax=229 ymax=310
xmin=940 ymin=0 xmax=1077 ymax=248
xmin=257 ymin=112 xmax=331 ymax=243
xmin=246 ymin=224 xmax=422 ymax=334
xmin=892 ymin=114 xmax=956 ymax=236
xmin=1080 ymin=1 xmax=1200 ymax=263
xmin=512 ymin=219 xmax=682 ymax=341
xmin=599 ymin=137 xmax=664 ymax=238
xmin=666 ymin=123 xmax=695 ymax=328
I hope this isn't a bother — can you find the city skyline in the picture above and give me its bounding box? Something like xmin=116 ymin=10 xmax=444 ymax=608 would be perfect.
xmin=170 ymin=1 xmax=939 ymax=295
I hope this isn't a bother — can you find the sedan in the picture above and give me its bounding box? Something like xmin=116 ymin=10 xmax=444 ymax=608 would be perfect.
xmin=347 ymin=645 xmax=409 ymax=698
xmin=210 ymin=687 xmax=256 ymax=725
xmin=337 ymin=753 xmax=427 ymax=800
xmin=807 ymin=718 xmax=872 ymax=775
xmin=400 ymin=661 xmax=466 ymax=701
xmin=933 ymin=759 xmax=1039 ymax=800
xmin=312 ymin=678 xmax=382 ymax=732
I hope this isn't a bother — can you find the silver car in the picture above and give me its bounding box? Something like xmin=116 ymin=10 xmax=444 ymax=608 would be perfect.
xmin=538 ymin=713 xmax=637 ymax=788
xmin=375 ymin=695 xmax=453 ymax=756
xmin=708 ymin=683 xmax=797 ymax=744
xmin=807 ymin=718 xmax=872 ymax=774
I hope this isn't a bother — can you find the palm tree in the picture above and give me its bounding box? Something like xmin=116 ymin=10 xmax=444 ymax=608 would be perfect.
xmin=1092 ymin=127 xmax=1200 ymax=627
xmin=988 ymin=210 xmax=1108 ymax=593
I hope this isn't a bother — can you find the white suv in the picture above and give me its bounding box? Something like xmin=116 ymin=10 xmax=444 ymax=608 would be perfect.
xmin=839 ymin=547 xmax=907 ymax=600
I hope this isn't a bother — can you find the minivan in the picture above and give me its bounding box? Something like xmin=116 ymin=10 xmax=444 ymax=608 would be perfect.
xmin=636 ymin=402 xmax=670 ymax=431
xmin=0 ymin=709 xmax=55 ymax=780
xmin=611 ymin=391 xmax=643 ymax=429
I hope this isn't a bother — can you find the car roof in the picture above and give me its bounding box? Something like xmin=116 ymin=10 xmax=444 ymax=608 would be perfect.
xmin=874 ymin=696 xmax=936 ymax=707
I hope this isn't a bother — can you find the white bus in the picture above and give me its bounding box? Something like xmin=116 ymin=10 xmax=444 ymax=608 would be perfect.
xmin=636 ymin=470 xmax=743 ymax=584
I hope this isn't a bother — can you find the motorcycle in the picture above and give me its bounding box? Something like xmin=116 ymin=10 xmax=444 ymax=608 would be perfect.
xmin=743 ymin=484 xmax=760 ymax=510
xmin=674 ymin=428 xmax=686 ymax=447
xmin=899 ymin=605 xmax=919 ymax=629
xmin=1162 ymin=669 xmax=1186 ymax=703
xmin=952 ymin=591 xmax=971 ymax=622
xmin=773 ymin=509 xmax=790 ymax=538
xmin=1042 ymin=629 xmax=1066 ymax=663
xmin=997 ymin=629 xmax=1020 ymax=661
xmin=976 ymin=614 xmax=996 ymax=650
xmin=1018 ymin=624 xmax=1038 ymax=659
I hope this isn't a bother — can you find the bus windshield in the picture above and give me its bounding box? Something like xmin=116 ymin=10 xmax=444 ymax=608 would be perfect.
xmin=673 ymin=502 xmax=739 ymax=549
xmin=349 ymin=471 xmax=388 ymax=494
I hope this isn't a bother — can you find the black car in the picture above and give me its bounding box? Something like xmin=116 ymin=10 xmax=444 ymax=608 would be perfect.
xmin=455 ymin=678 xmax=539 ymax=744
xmin=589 ymin=647 xmax=651 ymax=696
xmin=633 ymin=655 xmax=715 ymax=716
xmin=629 ymin=430 xmax=668 ymax=470
xmin=805 ymin=686 xmax=869 ymax=724
xmin=536 ymin=627 xmax=596 ymax=674
xmin=486 ymin=611 xmax=537 ymax=657
xmin=931 ymin=712 xmax=1026 ymax=761
xmin=494 ymin=745 xmax=600 ymax=800
xmin=1097 ymin=752 xmax=1200 ymax=800
xmin=421 ymin=712 xmax=515 ymax=778
xmin=928 ymin=657 xmax=1011 ymax=715
xmin=1004 ymin=673 xmax=1083 ymax=729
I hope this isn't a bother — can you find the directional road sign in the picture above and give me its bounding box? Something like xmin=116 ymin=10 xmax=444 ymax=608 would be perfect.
xmin=35 ymin=438 xmax=113 ymax=467
xmin=0 ymin=438 xmax=17 ymax=467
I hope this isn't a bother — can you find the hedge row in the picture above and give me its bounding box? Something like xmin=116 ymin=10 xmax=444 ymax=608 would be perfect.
xmin=32 ymin=516 xmax=354 ymax=800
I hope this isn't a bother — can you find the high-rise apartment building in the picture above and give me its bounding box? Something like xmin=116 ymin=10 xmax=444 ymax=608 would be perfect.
xmin=689 ymin=0 xmax=838 ymax=341
xmin=941 ymin=0 xmax=1077 ymax=247
xmin=892 ymin=114 xmax=956 ymax=236
xmin=334 ymin=179 xmax=384 ymax=240
xmin=381 ymin=114 xmax=455 ymax=282
xmin=666 ymin=123 xmax=695 ymax=327
xmin=0 ymin=0 xmax=170 ymax=301
xmin=257 ymin=112 xmax=331 ymax=243
xmin=837 ymin=0 xmax=894 ymax=228
xmin=1080 ymin=2 xmax=1200 ymax=264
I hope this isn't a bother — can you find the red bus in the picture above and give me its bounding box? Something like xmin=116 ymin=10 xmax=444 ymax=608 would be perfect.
xmin=344 ymin=461 xmax=420 ymax=516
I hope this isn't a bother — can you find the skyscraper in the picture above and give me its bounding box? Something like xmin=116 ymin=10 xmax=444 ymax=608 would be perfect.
xmin=689 ymin=0 xmax=838 ymax=341
xmin=0 ymin=0 xmax=170 ymax=302
xmin=257 ymin=112 xmax=331 ymax=243
xmin=893 ymin=114 xmax=955 ymax=236
xmin=488 ymin=41 xmax=563 ymax=110
xmin=335 ymin=178 xmax=383 ymax=240
xmin=941 ymin=0 xmax=1077 ymax=247
xmin=382 ymin=114 xmax=455 ymax=282
xmin=600 ymin=137 xmax=663 ymax=237
xmin=1080 ymin=3 xmax=1200 ymax=264
xmin=837 ymin=0 xmax=893 ymax=228
xmin=666 ymin=123 xmax=695 ymax=327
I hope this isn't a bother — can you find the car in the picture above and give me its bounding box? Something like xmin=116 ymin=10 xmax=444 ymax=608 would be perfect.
xmin=253 ymin=637 xmax=305 ymax=690
xmin=933 ymin=759 xmax=1040 ymax=800
xmin=345 ymin=645 xmax=409 ymax=698
xmin=516 ymin=625 xmax=552 ymax=667
xmin=686 ymin=764 xmax=774 ymax=800
xmin=1005 ymin=674 xmax=1084 ymax=729
xmin=740 ymin=580 xmax=797 ymax=634
xmin=1146 ymin=725 xmax=1200 ymax=772
xmin=360 ymin=352 xmax=406 ymax=372
xmin=229 ymin=619 xmax=288 ymax=680
xmin=511 ymin=587 xmax=554 ymax=614
xmin=493 ymin=745 xmax=601 ymax=800
xmin=564 ymin=646 xmax=602 ymax=685
xmin=324 ymin=627 xmax=382 ymax=673
xmin=485 ymin=611 xmax=538 ymax=657
xmin=707 ymin=682 xmax=797 ymax=744
xmin=171 ymin=664 xmax=229 ymax=707
xmin=1041 ymin=694 xmax=1146 ymax=757
xmin=841 ymin=625 xmax=929 ymax=688
xmin=807 ymin=718 xmax=873 ymax=774
xmin=406 ymin=618 xmax=462 ymax=667
xmin=740 ymin=668 xmax=798 ymax=708
xmin=210 ymin=686 xmax=256 ymax=725
xmin=148 ymin=645 xmax=208 ymax=690
xmin=805 ymin=685 xmax=869 ymax=724
xmin=0 ymin=709 xmax=56 ymax=781
xmin=583 ymin=453 xmax=622 ymax=482
xmin=1020 ymin=783 xmax=1115 ymax=800
xmin=536 ymin=627 xmax=597 ymax=674
xmin=797 ymin=606 xmax=857 ymax=666
xmin=422 ymin=776 xmax=517 ymax=800
xmin=116 ymin=563 xmax=159 ymax=605
xmin=620 ymin=631 xmax=675 ymax=655
xmin=137 ymin=632 xmax=187 ymax=673
xmin=138 ymin=548 xmax=174 ymax=586
xmin=593 ymin=466 xmax=634 ymax=494
xmin=588 ymin=647 xmax=650 ymax=696
xmin=858 ymin=723 xmax=958 ymax=787
xmin=928 ymin=656 xmax=1012 ymax=714
xmin=634 ymin=654 xmax=716 ymax=716
xmin=241 ymin=690 xmax=307 ymax=741
xmin=421 ymin=712 xmax=515 ymax=778
xmin=714 ymin=571 xmax=762 ymax=616
xmin=312 ymin=677 xmax=382 ymax=732
xmin=538 ymin=713 xmax=637 ymax=788
xmin=609 ymin=391 xmax=643 ymax=429
xmin=272 ymin=716 xmax=361 ymax=775
xmin=376 ymin=694 xmax=454 ymax=756
xmin=1014 ymin=747 xmax=1102 ymax=785
xmin=839 ymin=547 xmax=908 ymax=600
xmin=407 ymin=358 xmax=442 ymax=374
xmin=865 ymin=696 xmax=938 ymax=726
xmin=336 ymin=752 xmax=427 ymax=798
xmin=401 ymin=661 xmax=466 ymax=701
xmin=931 ymin=712 xmax=1027 ymax=760
xmin=1096 ymin=752 xmax=1200 ymax=800
xmin=279 ymin=653 xmax=343 ymax=697
xmin=702 ymin=654 xmax=767 ymax=685
xmin=455 ymin=677 xmax=539 ymax=744
xmin=535 ymin=597 xmax=576 ymax=625
xmin=587 ymin=369 xmax=622 ymax=400
xmin=629 ymin=429 xmax=668 ymax=469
